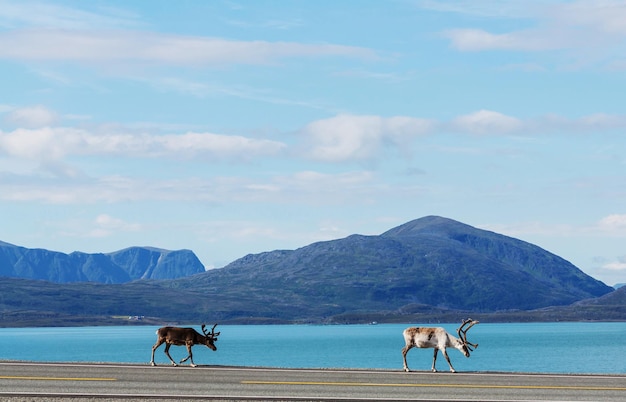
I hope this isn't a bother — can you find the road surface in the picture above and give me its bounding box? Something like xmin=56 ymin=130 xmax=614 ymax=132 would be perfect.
xmin=1 ymin=361 xmax=625 ymax=401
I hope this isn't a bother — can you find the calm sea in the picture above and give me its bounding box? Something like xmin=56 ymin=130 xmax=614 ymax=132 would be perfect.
xmin=1 ymin=322 xmax=625 ymax=374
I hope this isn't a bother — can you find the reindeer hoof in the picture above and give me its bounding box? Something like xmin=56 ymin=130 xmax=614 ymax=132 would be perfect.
xmin=403 ymin=368 xmax=410 ymax=372
xmin=171 ymin=363 xmax=178 ymax=367
xmin=150 ymin=362 xmax=156 ymax=367
xmin=191 ymin=363 xmax=197 ymax=368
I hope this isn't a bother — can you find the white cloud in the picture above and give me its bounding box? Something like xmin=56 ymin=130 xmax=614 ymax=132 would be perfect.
xmin=0 ymin=29 xmax=377 ymax=67
xmin=0 ymin=175 xmax=189 ymax=204
xmin=0 ymin=127 xmax=74 ymax=160
xmin=598 ymin=214 xmax=626 ymax=231
xmin=301 ymin=114 xmax=433 ymax=162
xmin=0 ymin=0 xmax=141 ymax=30
xmin=303 ymin=115 xmax=384 ymax=162
xmin=280 ymin=170 xmax=375 ymax=190
xmin=444 ymin=28 xmax=558 ymax=51
xmin=451 ymin=110 xmax=522 ymax=135
xmin=587 ymin=254 xmax=626 ymax=285
xmin=0 ymin=126 xmax=286 ymax=162
xmin=576 ymin=113 xmax=626 ymax=130
xmin=4 ymin=105 xmax=59 ymax=128
xmin=602 ymin=260 xmax=626 ymax=271
xmin=150 ymin=132 xmax=287 ymax=160
xmin=88 ymin=214 xmax=141 ymax=238
xmin=485 ymin=215 xmax=626 ymax=241
xmin=437 ymin=0 xmax=626 ymax=67
xmin=0 ymin=169 xmax=380 ymax=205
xmin=553 ymin=0 xmax=626 ymax=36
xmin=3 ymin=109 xmax=626 ymax=169
xmin=418 ymin=0 xmax=544 ymax=18
xmin=523 ymin=113 xmax=626 ymax=135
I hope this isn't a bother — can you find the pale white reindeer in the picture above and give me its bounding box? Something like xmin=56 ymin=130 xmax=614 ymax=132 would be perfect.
xmin=150 ymin=323 xmax=220 ymax=367
xmin=402 ymin=318 xmax=479 ymax=373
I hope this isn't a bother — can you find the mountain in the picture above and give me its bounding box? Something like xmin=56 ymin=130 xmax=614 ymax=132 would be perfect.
xmin=0 ymin=216 xmax=618 ymax=326
xmin=163 ymin=216 xmax=612 ymax=318
xmin=107 ymin=247 xmax=205 ymax=280
xmin=0 ymin=241 xmax=205 ymax=283
xmin=380 ymin=216 xmax=610 ymax=306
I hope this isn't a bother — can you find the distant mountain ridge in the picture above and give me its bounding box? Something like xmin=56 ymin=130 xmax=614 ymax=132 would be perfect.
xmin=167 ymin=215 xmax=612 ymax=317
xmin=0 ymin=216 xmax=619 ymax=326
xmin=0 ymin=241 xmax=205 ymax=283
xmin=381 ymin=216 xmax=609 ymax=301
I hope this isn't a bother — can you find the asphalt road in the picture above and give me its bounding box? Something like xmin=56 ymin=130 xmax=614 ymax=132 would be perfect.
xmin=1 ymin=361 xmax=625 ymax=401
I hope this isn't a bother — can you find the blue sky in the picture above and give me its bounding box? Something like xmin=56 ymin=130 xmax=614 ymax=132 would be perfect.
xmin=1 ymin=0 xmax=625 ymax=286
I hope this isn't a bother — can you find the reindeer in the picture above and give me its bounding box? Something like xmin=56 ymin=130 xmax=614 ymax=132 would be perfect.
xmin=402 ymin=318 xmax=479 ymax=373
xmin=150 ymin=323 xmax=220 ymax=367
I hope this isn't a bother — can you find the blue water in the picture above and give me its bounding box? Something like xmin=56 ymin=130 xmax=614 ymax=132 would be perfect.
xmin=1 ymin=322 xmax=625 ymax=374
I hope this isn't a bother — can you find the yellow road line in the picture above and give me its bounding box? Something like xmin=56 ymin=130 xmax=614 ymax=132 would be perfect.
xmin=0 ymin=375 xmax=116 ymax=381
xmin=242 ymin=380 xmax=626 ymax=391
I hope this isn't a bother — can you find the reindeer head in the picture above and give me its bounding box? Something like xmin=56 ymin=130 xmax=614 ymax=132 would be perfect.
xmin=456 ymin=318 xmax=479 ymax=357
xmin=457 ymin=340 xmax=471 ymax=357
xmin=201 ymin=323 xmax=220 ymax=351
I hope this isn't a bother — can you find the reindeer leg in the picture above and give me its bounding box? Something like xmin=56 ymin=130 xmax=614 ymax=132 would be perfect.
xmin=401 ymin=344 xmax=413 ymax=372
xmin=188 ymin=347 xmax=196 ymax=367
xmin=179 ymin=344 xmax=190 ymax=363
xmin=150 ymin=340 xmax=164 ymax=366
xmin=431 ymin=348 xmax=439 ymax=372
xmin=180 ymin=343 xmax=197 ymax=367
xmin=163 ymin=343 xmax=178 ymax=366
xmin=441 ymin=349 xmax=456 ymax=373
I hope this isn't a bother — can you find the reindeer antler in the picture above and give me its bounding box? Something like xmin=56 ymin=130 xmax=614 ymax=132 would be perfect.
xmin=202 ymin=323 xmax=220 ymax=339
xmin=457 ymin=318 xmax=479 ymax=351
xmin=210 ymin=323 xmax=220 ymax=338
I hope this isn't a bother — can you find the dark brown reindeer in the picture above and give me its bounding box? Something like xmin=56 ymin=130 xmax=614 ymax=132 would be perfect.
xmin=150 ymin=324 xmax=220 ymax=367
xmin=402 ymin=318 xmax=479 ymax=373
